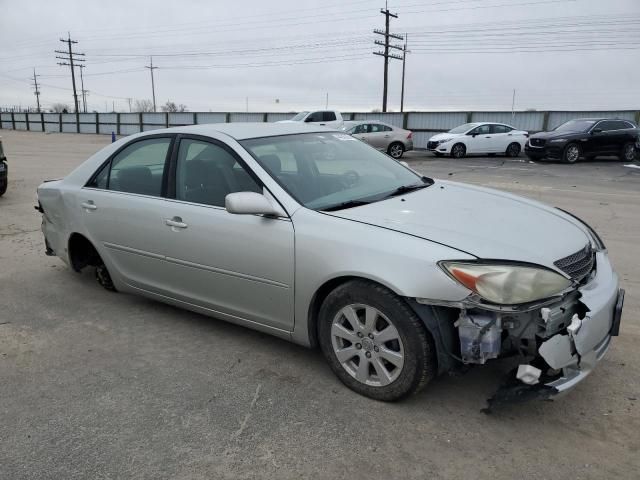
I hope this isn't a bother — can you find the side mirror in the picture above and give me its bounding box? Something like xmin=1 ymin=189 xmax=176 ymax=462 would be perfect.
xmin=304 ymin=117 xmax=314 ymax=123
xmin=591 ymin=128 xmax=603 ymax=134
xmin=225 ymin=192 xmax=280 ymax=216
xmin=467 ymin=131 xmax=476 ymax=137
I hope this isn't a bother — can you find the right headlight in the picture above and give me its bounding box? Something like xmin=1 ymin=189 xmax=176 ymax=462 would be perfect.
xmin=437 ymin=138 xmax=453 ymax=144
xmin=439 ymin=261 xmax=572 ymax=305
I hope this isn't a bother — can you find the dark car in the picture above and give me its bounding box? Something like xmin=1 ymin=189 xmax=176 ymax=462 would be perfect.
xmin=525 ymin=118 xmax=638 ymax=164
xmin=0 ymin=137 xmax=7 ymax=196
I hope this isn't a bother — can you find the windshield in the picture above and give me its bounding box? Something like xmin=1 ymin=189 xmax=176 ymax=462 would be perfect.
xmin=240 ymin=133 xmax=428 ymax=211
xmin=290 ymin=112 xmax=309 ymax=121
xmin=448 ymin=123 xmax=478 ymax=134
xmin=554 ymin=120 xmax=596 ymax=132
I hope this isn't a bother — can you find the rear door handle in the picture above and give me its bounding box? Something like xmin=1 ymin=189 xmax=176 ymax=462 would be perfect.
xmin=81 ymin=201 xmax=97 ymax=211
xmin=165 ymin=216 xmax=188 ymax=229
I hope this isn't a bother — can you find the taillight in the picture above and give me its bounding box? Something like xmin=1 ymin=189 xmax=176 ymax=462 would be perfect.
xmin=407 ymin=131 xmax=412 ymax=139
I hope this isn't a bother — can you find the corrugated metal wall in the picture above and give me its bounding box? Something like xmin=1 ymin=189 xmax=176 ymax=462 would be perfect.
xmin=470 ymin=111 xmax=544 ymax=131
xmin=3 ymin=110 xmax=638 ymax=150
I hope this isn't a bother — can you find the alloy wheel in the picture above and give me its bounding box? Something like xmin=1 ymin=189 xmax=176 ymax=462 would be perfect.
xmin=566 ymin=144 xmax=580 ymax=163
xmin=389 ymin=143 xmax=403 ymax=158
xmin=624 ymin=144 xmax=636 ymax=161
xmin=508 ymin=143 xmax=521 ymax=157
xmin=330 ymin=303 xmax=404 ymax=387
xmin=452 ymin=144 xmax=465 ymax=158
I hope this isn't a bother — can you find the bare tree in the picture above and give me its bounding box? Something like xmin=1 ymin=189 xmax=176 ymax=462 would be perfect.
xmin=134 ymin=99 xmax=155 ymax=112
xmin=161 ymin=100 xmax=188 ymax=113
xmin=50 ymin=103 xmax=70 ymax=113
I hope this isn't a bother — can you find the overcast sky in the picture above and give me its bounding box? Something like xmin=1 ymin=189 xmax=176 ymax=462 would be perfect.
xmin=1 ymin=0 xmax=639 ymax=113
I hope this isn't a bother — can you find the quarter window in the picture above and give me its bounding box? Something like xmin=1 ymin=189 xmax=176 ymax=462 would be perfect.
xmin=95 ymin=137 xmax=171 ymax=196
xmin=175 ymin=139 xmax=261 ymax=208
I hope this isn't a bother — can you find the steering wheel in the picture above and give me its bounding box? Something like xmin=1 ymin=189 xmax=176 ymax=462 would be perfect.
xmin=340 ymin=170 xmax=360 ymax=188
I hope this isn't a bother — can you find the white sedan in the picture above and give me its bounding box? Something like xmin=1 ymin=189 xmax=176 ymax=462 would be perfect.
xmin=427 ymin=122 xmax=529 ymax=158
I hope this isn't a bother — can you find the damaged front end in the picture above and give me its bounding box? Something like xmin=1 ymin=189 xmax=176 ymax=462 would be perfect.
xmin=413 ymin=250 xmax=624 ymax=410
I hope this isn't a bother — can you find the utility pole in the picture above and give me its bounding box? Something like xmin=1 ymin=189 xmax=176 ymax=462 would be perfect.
xmin=32 ymin=68 xmax=41 ymax=113
xmin=511 ymin=89 xmax=516 ymax=120
xmin=127 ymin=97 xmax=132 ymax=112
xmin=373 ymin=3 xmax=403 ymax=112
xmin=145 ymin=56 xmax=158 ymax=112
xmin=325 ymin=92 xmax=329 ymax=109
xmin=55 ymin=33 xmax=85 ymax=113
xmin=78 ymin=64 xmax=88 ymax=113
xmin=400 ymin=34 xmax=410 ymax=113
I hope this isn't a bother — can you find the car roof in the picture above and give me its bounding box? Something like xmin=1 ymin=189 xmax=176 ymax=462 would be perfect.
xmin=152 ymin=122 xmax=336 ymax=140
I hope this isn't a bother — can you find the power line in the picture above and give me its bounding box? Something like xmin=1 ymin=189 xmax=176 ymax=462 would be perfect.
xmin=373 ymin=4 xmax=403 ymax=112
xmin=55 ymin=33 xmax=84 ymax=113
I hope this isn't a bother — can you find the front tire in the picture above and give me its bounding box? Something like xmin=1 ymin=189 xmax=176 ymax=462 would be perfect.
xmin=318 ymin=280 xmax=436 ymax=401
xmin=621 ymin=142 xmax=636 ymax=162
xmin=388 ymin=142 xmax=404 ymax=159
xmin=562 ymin=143 xmax=581 ymax=164
xmin=451 ymin=143 xmax=466 ymax=159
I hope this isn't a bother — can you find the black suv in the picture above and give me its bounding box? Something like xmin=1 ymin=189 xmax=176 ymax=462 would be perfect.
xmin=0 ymin=137 xmax=7 ymax=196
xmin=525 ymin=118 xmax=638 ymax=164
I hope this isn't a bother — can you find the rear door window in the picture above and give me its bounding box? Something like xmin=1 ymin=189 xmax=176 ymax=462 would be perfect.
xmin=322 ymin=111 xmax=337 ymax=121
xmin=491 ymin=125 xmax=512 ymax=133
xmin=88 ymin=137 xmax=172 ymax=196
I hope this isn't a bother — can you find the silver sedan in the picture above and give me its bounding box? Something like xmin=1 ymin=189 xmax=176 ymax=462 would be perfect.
xmin=342 ymin=120 xmax=413 ymax=159
xmin=37 ymin=123 xmax=624 ymax=405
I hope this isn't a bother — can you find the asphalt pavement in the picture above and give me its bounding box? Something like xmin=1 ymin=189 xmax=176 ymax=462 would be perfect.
xmin=1 ymin=130 xmax=639 ymax=479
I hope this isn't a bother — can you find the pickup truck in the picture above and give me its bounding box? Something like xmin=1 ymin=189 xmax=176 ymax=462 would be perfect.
xmin=277 ymin=110 xmax=344 ymax=129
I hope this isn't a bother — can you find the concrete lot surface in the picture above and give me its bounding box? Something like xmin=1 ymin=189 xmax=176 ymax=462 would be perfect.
xmin=1 ymin=130 xmax=639 ymax=479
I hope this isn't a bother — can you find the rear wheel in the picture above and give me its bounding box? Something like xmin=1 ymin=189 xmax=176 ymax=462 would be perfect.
xmin=506 ymin=142 xmax=521 ymax=157
xmin=621 ymin=142 xmax=636 ymax=162
xmin=318 ymin=280 xmax=436 ymax=401
xmin=562 ymin=143 xmax=581 ymax=164
xmin=95 ymin=264 xmax=116 ymax=291
xmin=451 ymin=143 xmax=466 ymax=159
xmin=388 ymin=142 xmax=404 ymax=159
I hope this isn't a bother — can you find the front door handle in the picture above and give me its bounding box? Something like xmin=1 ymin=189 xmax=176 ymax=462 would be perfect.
xmin=81 ymin=201 xmax=97 ymax=211
xmin=165 ymin=216 xmax=188 ymax=229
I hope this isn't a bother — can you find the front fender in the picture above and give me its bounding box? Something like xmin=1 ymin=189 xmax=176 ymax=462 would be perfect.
xmin=289 ymin=208 xmax=474 ymax=346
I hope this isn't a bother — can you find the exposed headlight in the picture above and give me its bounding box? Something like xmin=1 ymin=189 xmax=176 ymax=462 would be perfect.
xmin=549 ymin=138 xmax=567 ymax=143
xmin=439 ymin=261 xmax=572 ymax=305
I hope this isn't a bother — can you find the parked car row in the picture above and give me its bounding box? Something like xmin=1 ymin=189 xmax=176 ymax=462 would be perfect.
xmin=276 ymin=111 xmax=640 ymax=164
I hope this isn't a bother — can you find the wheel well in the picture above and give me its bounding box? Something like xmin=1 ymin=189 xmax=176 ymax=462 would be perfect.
xmin=68 ymin=233 xmax=102 ymax=272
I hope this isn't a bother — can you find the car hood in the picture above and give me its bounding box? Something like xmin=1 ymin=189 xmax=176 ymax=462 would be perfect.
xmin=326 ymin=180 xmax=589 ymax=268
xmin=531 ymin=130 xmax=585 ymax=140
xmin=428 ymin=132 xmax=464 ymax=142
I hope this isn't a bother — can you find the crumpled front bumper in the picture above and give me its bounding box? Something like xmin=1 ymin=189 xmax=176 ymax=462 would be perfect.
xmin=486 ymin=252 xmax=623 ymax=409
